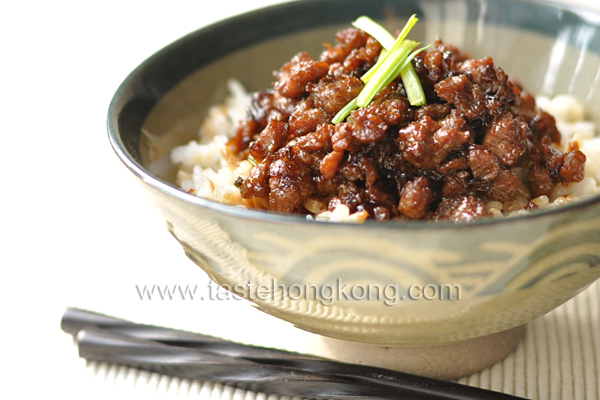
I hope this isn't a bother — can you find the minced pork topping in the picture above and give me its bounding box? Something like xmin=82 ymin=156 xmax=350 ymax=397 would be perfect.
xmin=223 ymin=27 xmax=586 ymax=222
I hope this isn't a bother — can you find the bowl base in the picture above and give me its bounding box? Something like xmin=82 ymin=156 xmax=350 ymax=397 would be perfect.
xmin=306 ymin=325 xmax=525 ymax=380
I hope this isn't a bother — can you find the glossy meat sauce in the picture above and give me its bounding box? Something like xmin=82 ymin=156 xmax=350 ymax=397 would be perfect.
xmin=227 ymin=28 xmax=586 ymax=222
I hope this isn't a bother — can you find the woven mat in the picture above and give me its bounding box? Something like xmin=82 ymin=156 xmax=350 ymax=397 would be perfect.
xmin=70 ymin=280 xmax=599 ymax=400
xmin=457 ymin=280 xmax=599 ymax=399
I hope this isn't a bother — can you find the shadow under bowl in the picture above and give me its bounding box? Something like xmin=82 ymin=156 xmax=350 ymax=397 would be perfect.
xmin=108 ymin=0 xmax=600 ymax=378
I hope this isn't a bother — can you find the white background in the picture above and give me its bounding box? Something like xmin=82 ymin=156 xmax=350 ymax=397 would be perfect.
xmin=2 ymin=0 xmax=599 ymax=398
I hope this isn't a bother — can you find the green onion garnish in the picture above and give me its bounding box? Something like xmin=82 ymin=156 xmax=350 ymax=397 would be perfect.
xmin=352 ymin=16 xmax=396 ymax=49
xmin=357 ymin=39 xmax=419 ymax=107
xmin=331 ymin=98 xmax=358 ymax=124
xmin=401 ymin=62 xmax=426 ymax=106
xmin=353 ymin=15 xmax=417 ymax=83
xmin=332 ymin=14 xmax=428 ymax=124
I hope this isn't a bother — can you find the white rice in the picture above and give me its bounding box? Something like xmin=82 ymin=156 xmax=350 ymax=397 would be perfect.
xmin=170 ymin=79 xmax=600 ymax=221
xmin=171 ymin=79 xmax=254 ymax=206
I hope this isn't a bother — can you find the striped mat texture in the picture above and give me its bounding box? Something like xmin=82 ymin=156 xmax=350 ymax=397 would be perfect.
xmin=74 ymin=280 xmax=599 ymax=400
xmin=457 ymin=280 xmax=599 ymax=399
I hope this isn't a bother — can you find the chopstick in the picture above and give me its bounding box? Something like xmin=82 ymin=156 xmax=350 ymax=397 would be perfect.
xmin=77 ymin=327 xmax=430 ymax=399
xmin=62 ymin=307 xmax=530 ymax=400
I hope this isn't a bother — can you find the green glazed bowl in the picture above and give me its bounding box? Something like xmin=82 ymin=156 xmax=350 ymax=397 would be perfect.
xmin=108 ymin=0 xmax=600 ymax=351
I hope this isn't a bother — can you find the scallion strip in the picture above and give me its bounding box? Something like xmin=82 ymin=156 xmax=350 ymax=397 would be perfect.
xmin=332 ymin=98 xmax=358 ymax=124
xmin=356 ymin=40 xmax=419 ymax=107
xmin=387 ymin=44 xmax=431 ymax=84
xmin=352 ymin=16 xmax=395 ymax=48
xmin=401 ymin=62 xmax=426 ymax=106
xmin=332 ymin=14 xmax=428 ymax=124
xmin=357 ymin=15 xmax=418 ymax=83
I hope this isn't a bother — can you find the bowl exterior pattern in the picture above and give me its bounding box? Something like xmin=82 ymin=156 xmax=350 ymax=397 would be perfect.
xmin=140 ymin=180 xmax=600 ymax=345
xmin=109 ymin=0 xmax=600 ymax=346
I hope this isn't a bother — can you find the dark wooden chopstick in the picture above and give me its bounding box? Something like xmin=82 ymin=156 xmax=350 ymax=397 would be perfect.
xmin=62 ymin=307 xmax=530 ymax=400
xmin=77 ymin=327 xmax=433 ymax=399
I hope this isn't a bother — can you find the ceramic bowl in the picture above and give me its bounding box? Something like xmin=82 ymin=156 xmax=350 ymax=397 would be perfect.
xmin=107 ymin=0 xmax=600 ymax=375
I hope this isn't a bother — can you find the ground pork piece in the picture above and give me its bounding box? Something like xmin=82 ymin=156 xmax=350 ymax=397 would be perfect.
xmin=320 ymin=28 xmax=371 ymax=65
xmin=421 ymin=50 xmax=451 ymax=82
xmin=249 ymin=119 xmax=289 ymax=161
xmin=439 ymin=40 xmax=471 ymax=64
xmin=294 ymin=123 xmax=335 ymax=153
xmin=240 ymin=160 xmax=270 ymax=201
xmin=330 ymin=36 xmax=381 ymax=77
xmin=434 ymin=75 xmax=488 ymax=120
xmin=289 ymin=101 xmax=330 ymax=139
xmin=337 ymin=47 xmax=370 ymax=76
xmin=442 ymin=171 xmax=470 ymax=198
xmin=535 ymin=136 xmax=566 ymax=172
xmin=398 ymin=177 xmax=433 ymax=219
xmin=440 ymin=109 xmax=474 ymax=140
xmin=337 ymin=181 xmax=364 ymax=212
xmin=399 ymin=116 xmax=470 ymax=170
xmin=518 ymin=127 xmax=584 ymax=193
xmin=435 ymin=126 xmax=471 ymax=160
xmin=374 ymin=136 xmax=406 ymax=171
xmin=330 ymin=114 xmax=389 ymax=152
xmin=350 ymin=106 xmax=389 ymax=145
xmin=510 ymin=88 xmax=537 ymax=122
xmin=560 ymin=150 xmax=586 ymax=182
xmin=276 ymin=52 xmax=329 ymax=99
xmin=294 ymin=148 xmax=323 ymax=171
xmin=436 ymin=152 xmax=470 ymax=175
xmin=310 ymin=75 xmax=363 ymax=115
xmin=248 ymin=90 xmax=296 ymax=129
xmin=339 ymin=161 xmax=363 ymax=181
xmin=415 ymin=103 xmax=453 ymax=121
xmin=358 ymin=155 xmax=379 ymax=187
xmin=530 ymin=110 xmax=561 ymax=143
xmin=227 ymin=118 xmax=258 ymax=155
xmin=468 ymin=147 xmax=500 ymax=181
xmin=487 ymin=169 xmax=521 ymax=202
xmin=364 ymin=36 xmax=383 ymax=61
xmin=510 ymin=87 xmax=560 ymax=144
xmin=398 ymin=116 xmax=441 ymax=169
xmin=268 ymin=148 xmax=314 ymax=213
xmin=365 ymin=182 xmax=397 ymax=211
xmin=369 ymin=98 xmax=411 ymax=125
xmin=331 ymin=123 xmax=355 ymax=152
xmin=457 ymin=57 xmax=518 ymax=115
xmin=319 ymin=150 xmax=345 ymax=180
xmin=413 ymin=39 xmax=455 ymax=86
xmin=314 ymin=175 xmax=344 ymax=196
xmin=527 ymin=163 xmax=554 ymax=197
xmin=434 ymin=195 xmax=486 ymax=222
xmin=483 ymin=112 xmax=529 ymax=166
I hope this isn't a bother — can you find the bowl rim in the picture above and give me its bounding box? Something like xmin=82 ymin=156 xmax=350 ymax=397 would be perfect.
xmin=107 ymin=0 xmax=600 ymax=231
